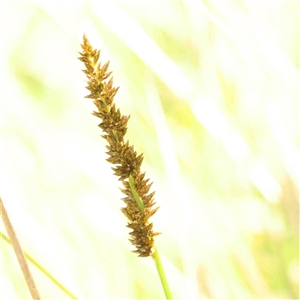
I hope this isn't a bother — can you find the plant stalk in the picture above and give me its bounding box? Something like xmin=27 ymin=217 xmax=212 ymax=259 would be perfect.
xmin=0 ymin=231 xmax=78 ymax=300
xmin=152 ymin=245 xmax=173 ymax=299
xmin=0 ymin=197 xmax=41 ymax=300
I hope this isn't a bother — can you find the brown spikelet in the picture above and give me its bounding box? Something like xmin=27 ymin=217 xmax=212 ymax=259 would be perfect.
xmin=78 ymin=34 xmax=160 ymax=257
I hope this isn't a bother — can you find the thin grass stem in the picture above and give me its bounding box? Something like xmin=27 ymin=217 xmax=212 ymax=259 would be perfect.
xmin=152 ymin=245 xmax=173 ymax=299
xmin=0 ymin=231 xmax=78 ymax=300
xmin=0 ymin=197 xmax=41 ymax=300
xmin=128 ymin=175 xmax=145 ymax=211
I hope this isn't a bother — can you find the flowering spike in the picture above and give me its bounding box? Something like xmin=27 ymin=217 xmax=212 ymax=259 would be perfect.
xmin=78 ymin=35 xmax=160 ymax=257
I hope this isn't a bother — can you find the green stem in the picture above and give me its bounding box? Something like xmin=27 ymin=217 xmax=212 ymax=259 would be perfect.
xmin=128 ymin=177 xmax=172 ymax=299
xmin=0 ymin=231 xmax=78 ymax=300
xmin=152 ymin=245 xmax=173 ymax=299
xmin=128 ymin=175 xmax=144 ymax=211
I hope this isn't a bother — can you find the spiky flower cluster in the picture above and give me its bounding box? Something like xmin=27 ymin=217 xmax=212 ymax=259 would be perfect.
xmin=78 ymin=35 xmax=159 ymax=257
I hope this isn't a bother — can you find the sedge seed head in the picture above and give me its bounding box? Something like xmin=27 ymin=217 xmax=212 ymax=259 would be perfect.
xmin=79 ymin=34 xmax=160 ymax=257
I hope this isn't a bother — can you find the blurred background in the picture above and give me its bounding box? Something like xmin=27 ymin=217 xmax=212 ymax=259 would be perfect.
xmin=0 ymin=1 xmax=299 ymax=299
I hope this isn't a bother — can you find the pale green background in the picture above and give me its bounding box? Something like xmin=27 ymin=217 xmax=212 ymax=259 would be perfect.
xmin=0 ymin=1 xmax=299 ymax=299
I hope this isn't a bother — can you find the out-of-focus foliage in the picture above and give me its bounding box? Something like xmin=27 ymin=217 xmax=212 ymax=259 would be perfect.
xmin=1 ymin=1 xmax=299 ymax=299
